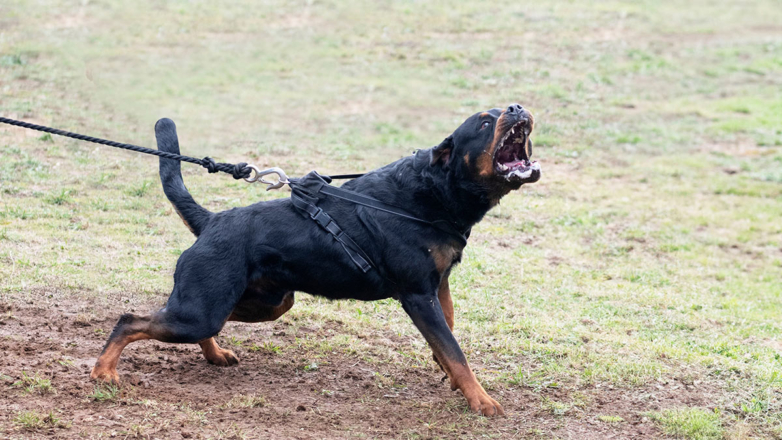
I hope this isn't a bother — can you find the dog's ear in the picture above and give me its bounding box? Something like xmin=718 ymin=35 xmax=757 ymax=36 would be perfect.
xmin=430 ymin=135 xmax=454 ymax=167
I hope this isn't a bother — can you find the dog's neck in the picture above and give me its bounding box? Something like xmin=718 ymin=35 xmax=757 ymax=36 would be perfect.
xmin=408 ymin=150 xmax=504 ymax=233
xmin=350 ymin=150 xmax=509 ymax=237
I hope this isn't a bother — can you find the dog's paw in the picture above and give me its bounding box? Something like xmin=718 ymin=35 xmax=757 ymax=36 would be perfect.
xmin=90 ymin=366 xmax=120 ymax=384
xmin=466 ymin=391 xmax=504 ymax=417
xmin=205 ymin=348 xmax=239 ymax=367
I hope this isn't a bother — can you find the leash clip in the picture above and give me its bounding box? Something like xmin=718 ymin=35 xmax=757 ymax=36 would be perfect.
xmin=244 ymin=165 xmax=290 ymax=190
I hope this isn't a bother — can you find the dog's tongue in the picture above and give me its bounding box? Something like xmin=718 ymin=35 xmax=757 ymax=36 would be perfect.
xmin=504 ymin=160 xmax=527 ymax=170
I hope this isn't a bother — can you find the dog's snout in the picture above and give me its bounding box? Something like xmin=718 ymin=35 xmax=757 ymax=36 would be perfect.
xmin=506 ymin=104 xmax=523 ymax=114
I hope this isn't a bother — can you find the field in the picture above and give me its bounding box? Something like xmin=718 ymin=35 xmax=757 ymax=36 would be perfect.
xmin=1 ymin=0 xmax=782 ymax=438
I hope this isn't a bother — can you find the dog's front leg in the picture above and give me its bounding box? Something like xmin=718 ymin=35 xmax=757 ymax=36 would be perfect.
xmin=400 ymin=292 xmax=504 ymax=417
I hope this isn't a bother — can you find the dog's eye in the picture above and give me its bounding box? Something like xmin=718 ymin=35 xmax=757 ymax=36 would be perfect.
xmin=481 ymin=121 xmax=490 ymax=129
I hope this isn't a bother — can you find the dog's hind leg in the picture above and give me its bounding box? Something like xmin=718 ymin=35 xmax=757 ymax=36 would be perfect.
xmin=91 ymin=256 xmax=247 ymax=383
xmin=198 ymin=337 xmax=239 ymax=366
xmin=90 ymin=313 xmax=158 ymax=383
xmin=196 ymin=291 xmax=295 ymax=366
xmin=227 ymin=291 xmax=295 ymax=323
xmin=92 ymin=303 xmax=239 ymax=382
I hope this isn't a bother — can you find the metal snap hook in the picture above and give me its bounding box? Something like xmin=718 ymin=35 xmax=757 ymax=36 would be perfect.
xmin=244 ymin=165 xmax=290 ymax=190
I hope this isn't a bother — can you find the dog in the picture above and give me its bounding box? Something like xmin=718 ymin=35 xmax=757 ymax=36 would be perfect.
xmin=91 ymin=104 xmax=540 ymax=416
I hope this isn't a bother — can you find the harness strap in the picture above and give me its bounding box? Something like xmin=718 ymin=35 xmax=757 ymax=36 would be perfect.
xmin=290 ymin=191 xmax=373 ymax=273
xmin=288 ymin=171 xmax=469 ymax=273
xmin=318 ymin=184 xmax=468 ymax=246
xmin=326 ymin=173 xmax=365 ymax=180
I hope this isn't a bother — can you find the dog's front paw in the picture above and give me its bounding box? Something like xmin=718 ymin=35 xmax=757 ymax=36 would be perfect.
xmin=466 ymin=391 xmax=504 ymax=417
xmin=205 ymin=348 xmax=239 ymax=367
xmin=90 ymin=365 xmax=120 ymax=384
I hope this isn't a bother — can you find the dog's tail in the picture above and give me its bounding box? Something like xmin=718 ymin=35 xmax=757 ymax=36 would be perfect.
xmin=155 ymin=118 xmax=212 ymax=236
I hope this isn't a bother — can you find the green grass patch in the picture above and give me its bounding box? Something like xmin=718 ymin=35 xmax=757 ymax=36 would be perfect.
xmin=12 ymin=372 xmax=55 ymax=395
xmin=649 ymin=408 xmax=723 ymax=440
xmin=44 ymin=189 xmax=74 ymax=205
xmin=14 ymin=410 xmax=68 ymax=431
xmin=88 ymin=383 xmax=121 ymax=402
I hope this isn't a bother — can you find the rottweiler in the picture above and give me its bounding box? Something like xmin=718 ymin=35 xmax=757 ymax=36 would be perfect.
xmin=91 ymin=104 xmax=540 ymax=416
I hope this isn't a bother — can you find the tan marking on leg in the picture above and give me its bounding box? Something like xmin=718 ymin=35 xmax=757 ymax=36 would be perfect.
xmin=430 ymin=245 xmax=460 ymax=276
xmin=199 ymin=337 xmax=239 ymax=366
xmin=432 ymin=277 xmax=455 ymax=373
xmin=90 ymin=332 xmax=151 ymax=383
xmin=438 ymin=278 xmax=454 ymax=331
xmin=227 ymin=292 xmax=294 ymax=323
xmin=437 ymin=353 xmax=504 ymax=417
xmin=264 ymin=293 xmax=294 ymax=321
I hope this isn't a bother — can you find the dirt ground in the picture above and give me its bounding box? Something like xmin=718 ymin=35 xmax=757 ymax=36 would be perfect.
xmin=1 ymin=293 xmax=720 ymax=439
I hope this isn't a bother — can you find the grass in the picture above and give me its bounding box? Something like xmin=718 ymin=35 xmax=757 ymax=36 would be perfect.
xmin=14 ymin=410 xmax=68 ymax=431
xmin=248 ymin=341 xmax=283 ymax=354
xmin=649 ymin=408 xmax=724 ymax=440
xmin=598 ymin=415 xmax=624 ymax=423
xmin=12 ymin=371 xmax=55 ymax=395
xmin=1 ymin=0 xmax=781 ymax=437
xmin=222 ymin=394 xmax=267 ymax=409
xmin=88 ymin=383 xmax=121 ymax=402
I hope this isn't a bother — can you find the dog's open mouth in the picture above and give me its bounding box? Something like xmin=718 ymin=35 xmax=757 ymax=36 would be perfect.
xmin=493 ymin=120 xmax=540 ymax=183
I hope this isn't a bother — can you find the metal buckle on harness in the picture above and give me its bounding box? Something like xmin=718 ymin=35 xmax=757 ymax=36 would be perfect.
xmin=244 ymin=165 xmax=290 ymax=191
xmin=310 ymin=208 xmax=332 ymax=228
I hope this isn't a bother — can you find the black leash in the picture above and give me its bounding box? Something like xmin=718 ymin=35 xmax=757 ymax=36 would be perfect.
xmin=0 ymin=116 xmax=468 ymax=273
xmin=0 ymin=117 xmax=363 ymax=181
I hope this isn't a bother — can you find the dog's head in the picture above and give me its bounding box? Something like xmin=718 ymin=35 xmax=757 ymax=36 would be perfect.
xmin=430 ymin=104 xmax=540 ymax=196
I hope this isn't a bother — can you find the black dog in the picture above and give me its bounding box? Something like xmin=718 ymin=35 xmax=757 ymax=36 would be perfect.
xmin=91 ymin=104 xmax=540 ymax=416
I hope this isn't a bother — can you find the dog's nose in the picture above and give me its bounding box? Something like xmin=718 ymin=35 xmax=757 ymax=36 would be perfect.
xmin=506 ymin=104 xmax=523 ymax=114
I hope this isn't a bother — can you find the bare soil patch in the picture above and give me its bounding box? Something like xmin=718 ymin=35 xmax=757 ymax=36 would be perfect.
xmin=0 ymin=294 xmax=722 ymax=439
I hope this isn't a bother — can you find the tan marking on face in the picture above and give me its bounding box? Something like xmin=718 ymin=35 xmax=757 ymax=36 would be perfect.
xmin=463 ymin=153 xmax=470 ymax=165
xmin=475 ymin=112 xmax=511 ymax=177
xmin=476 ymin=151 xmax=493 ymax=177
xmin=474 ymin=109 xmax=535 ymax=179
